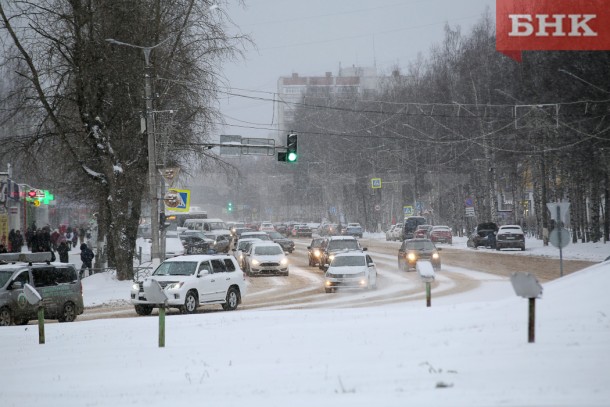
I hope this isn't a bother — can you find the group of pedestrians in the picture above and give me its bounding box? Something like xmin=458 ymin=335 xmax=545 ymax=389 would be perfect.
xmin=5 ymin=223 xmax=95 ymax=278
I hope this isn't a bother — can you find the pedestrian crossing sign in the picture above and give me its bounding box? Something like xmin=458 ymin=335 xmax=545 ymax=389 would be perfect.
xmin=165 ymin=189 xmax=190 ymax=212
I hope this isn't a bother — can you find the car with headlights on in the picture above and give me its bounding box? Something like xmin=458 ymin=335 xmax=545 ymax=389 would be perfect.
xmin=319 ymin=236 xmax=366 ymax=271
xmin=495 ymin=225 xmax=525 ymax=251
xmin=324 ymin=252 xmax=377 ymax=293
xmin=130 ymin=254 xmax=246 ymax=315
xmin=307 ymin=237 xmax=327 ymax=267
xmin=397 ymin=238 xmax=441 ymax=271
xmin=232 ymin=238 xmax=262 ymax=270
xmin=266 ymin=231 xmax=295 ymax=253
xmin=243 ymin=242 xmax=289 ymax=276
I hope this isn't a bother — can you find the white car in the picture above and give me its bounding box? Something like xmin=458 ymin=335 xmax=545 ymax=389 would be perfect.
xmin=244 ymin=242 xmax=289 ymax=276
xmin=495 ymin=225 xmax=526 ymax=251
xmin=385 ymin=225 xmax=396 ymax=241
xmin=324 ymin=251 xmax=378 ymax=293
xmin=130 ymin=254 xmax=246 ymax=315
xmin=390 ymin=224 xmax=403 ymax=241
xmin=259 ymin=222 xmax=275 ymax=232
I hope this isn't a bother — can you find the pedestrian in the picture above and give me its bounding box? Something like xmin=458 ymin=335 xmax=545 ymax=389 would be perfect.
xmin=0 ymin=244 xmax=7 ymax=254
xmin=72 ymin=230 xmax=79 ymax=249
xmin=80 ymin=243 xmax=95 ymax=278
xmin=8 ymin=229 xmax=15 ymax=252
xmin=50 ymin=229 xmax=60 ymax=251
xmin=57 ymin=241 xmax=70 ymax=263
xmin=12 ymin=230 xmax=24 ymax=253
xmin=65 ymin=228 xmax=73 ymax=250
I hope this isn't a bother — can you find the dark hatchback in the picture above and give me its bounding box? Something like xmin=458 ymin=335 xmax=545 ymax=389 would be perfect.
xmin=397 ymin=238 xmax=441 ymax=271
xmin=467 ymin=222 xmax=498 ymax=249
xmin=266 ymin=231 xmax=295 ymax=253
xmin=307 ymin=237 xmax=327 ymax=267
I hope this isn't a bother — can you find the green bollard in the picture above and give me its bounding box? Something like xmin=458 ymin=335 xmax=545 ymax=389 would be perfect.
xmin=159 ymin=304 xmax=166 ymax=348
xmin=37 ymin=306 xmax=45 ymax=344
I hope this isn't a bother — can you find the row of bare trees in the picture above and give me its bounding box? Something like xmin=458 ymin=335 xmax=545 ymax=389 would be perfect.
xmin=289 ymin=13 xmax=610 ymax=243
xmin=0 ymin=0 xmax=248 ymax=278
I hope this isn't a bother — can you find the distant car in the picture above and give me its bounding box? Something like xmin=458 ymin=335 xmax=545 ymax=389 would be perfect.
xmin=324 ymin=251 xmax=378 ymax=293
xmin=164 ymin=233 xmax=186 ymax=258
xmin=307 ymin=237 xmax=327 ymax=267
xmin=130 ymin=254 xmax=246 ymax=315
xmin=294 ymin=224 xmax=313 ymax=238
xmin=429 ymin=225 xmax=453 ymax=244
xmin=179 ymin=231 xmax=215 ymax=255
xmin=275 ymin=224 xmax=288 ymax=236
xmin=495 ymin=225 xmax=525 ymax=251
xmin=403 ymin=216 xmax=427 ymax=240
xmin=205 ymin=233 xmax=231 ymax=254
xmin=414 ymin=225 xmax=433 ymax=239
xmin=266 ymin=231 xmax=295 ymax=253
xmin=385 ymin=225 xmax=396 ymax=241
xmin=319 ymin=223 xmax=338 ymax=236
xmin=244 ymin=242 xmax=289 ymax=276
xmin=397 ymin=238 xmax=441 ymax=271
xmin=343 ymin=224 xmax=363 ymax=238
xmin=259 ymin=222 xmax=275 ymax=232
xmin=319 ymin=236 xmax=366 ymax=271
xmin=467 ymin=222 xmax=498 ymax=249
xmin=239 ymin=231 xmax=272 ymax=244
xmin=390 ymin=224 xmax=403 ymax=241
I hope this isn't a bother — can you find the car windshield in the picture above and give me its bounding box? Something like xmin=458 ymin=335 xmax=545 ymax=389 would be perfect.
xmin=328 ymin=240 xmax=359 ymax=251
xmin=238 ymin=240 xmax=258 ymax=250
xmin=433 ymin=227 xmax=451 ymax=232
xmin=268 ymin=232 xmax=283 ymax=239
xmin=500 ymin=226 xmax=521 ymax=232
xmin=153 ymin=261 xmax=197 ymax=276
xmin=181 ymin=231 xmax=207 ymax=240
xmin=311 ymin=239 xmax=324 ymax=247
xmin=405 ymin=241 xmax=436 ymax=251
xmin=208 ymin=222 xmax=227 ymax=230
xmin=254 ymin=246 xmax=283 ymax=255
xmin=242 ymin=233 xmax=271 ymax=241
xmin=331 ymin=256 xmax=365 ymax=267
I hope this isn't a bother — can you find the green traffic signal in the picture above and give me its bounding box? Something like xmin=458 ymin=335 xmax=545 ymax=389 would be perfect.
xmin=286 ymin=132 xmax=298 ymax=163
xmin=227 ymin=201 xmax=233 ymax=212
xmin=287 ymin=151 xmax=297 ymax=162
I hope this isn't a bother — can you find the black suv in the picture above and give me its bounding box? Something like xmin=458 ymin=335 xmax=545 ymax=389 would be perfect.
xmin=319 ymin=236 xmax=366 ymax=270
xmin=403 ymin=216 xmax=427 ymax=240
xmin=0 ymin=253 xmax=84 ymax=326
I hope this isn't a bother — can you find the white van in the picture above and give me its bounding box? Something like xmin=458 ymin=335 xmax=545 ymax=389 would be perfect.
xmin=182 ymin=218 xmax=231 ymax=240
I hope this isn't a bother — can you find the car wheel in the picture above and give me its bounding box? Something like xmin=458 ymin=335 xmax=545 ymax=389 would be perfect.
xmin=496 ymin=246 xmax=500 ymax=251
xmin=222 ymin=287 xmax=240 ymax=311
xmin=0 ymin=307 xmax=13 ymax=326
xmin=521 ymin=247 xmax=525 ymax=251
xmin=58 ymin=302 xmax=77 ymax=322
xmin=135 ymin=304 xmax=153 ymax=316
xmin=181 ymin=290 xmax=198 ymax=314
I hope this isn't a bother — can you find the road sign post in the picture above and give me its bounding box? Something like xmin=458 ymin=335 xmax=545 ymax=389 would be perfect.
xmin=510 ymin=272 xmax=543 ymax=343
xmin=547 ymin=202 xmax=571 ymax=277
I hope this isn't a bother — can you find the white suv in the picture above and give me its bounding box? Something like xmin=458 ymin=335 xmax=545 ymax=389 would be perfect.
xmin=130 ymin=254 xmax=246 ymax=315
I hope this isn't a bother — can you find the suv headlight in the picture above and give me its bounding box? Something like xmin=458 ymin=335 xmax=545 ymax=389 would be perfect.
xmin=313 ymin=249 xmax=321 ymax=257
xmin=167 ymin=282 xmax=184 ymax=290
xmin=132 ymin=283 xmax=140 ymax=291
xmin=407 ymin=253 xmax=417 ymax=261
xmin=432 ymin=253 xmax=440 ymax=260
xmin=329 ymin=254 xmax=335 ymax=261
xmin=251 ymin=259 xmax=260 ymax=266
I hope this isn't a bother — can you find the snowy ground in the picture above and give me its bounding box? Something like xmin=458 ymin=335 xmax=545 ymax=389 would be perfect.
xmin=2 ymin=236 xmax=609 ymax=406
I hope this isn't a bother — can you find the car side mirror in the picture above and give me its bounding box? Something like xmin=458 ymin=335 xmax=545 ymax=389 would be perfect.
xmin=11 ymin=281 xmax=23 ymax=290
xmin=362 ymin=247 xmax=368 ymax=251
xmin=197 ymin=269 xmax=209 ymax=277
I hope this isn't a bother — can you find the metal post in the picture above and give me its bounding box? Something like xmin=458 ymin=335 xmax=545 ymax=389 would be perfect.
xmin=158 ymin=303 xmax=166 ymax=348
xmin=425 ymin=282 xmax=432 ymax=307
xmin=143 ymin=49 xmax=161 ymax=268
xmin=528 ymin=298 xmax=536 ymax=343
xmin=557 ymin=206 xmax=564 ymax=277
xmin=37 ymin=306 xmax=45 ymax=344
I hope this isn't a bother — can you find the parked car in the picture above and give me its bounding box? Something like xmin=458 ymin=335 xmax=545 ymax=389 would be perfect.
xmin=397 ymin=238 xmax=441 ymax=271
xmin=495 ymin=225 xmax=525 ymax=251
xmin=243 ymin=242 xmax=289 ymax=276
xmin=390 ymin=224 xmax=403 ymax=241
xmin=385 ymin=225 xmax=396 ymax=241
xmin=429 ymin=225 xmax=453 ymax=244
xmin=414 ymin=224 xmax=434 ymax=239
xmin=130 ymin=254 xmax=246 ymax=315
xmin=266 ymin=231 xmax=295 ymax=253
xmin=467 ymin=222 xmax=499 ymax=249
xmin=319 ymin=236 xmax=366 ymax=270
xmin=307 ymin=237 xmax=327 ymax=267
xmin=0 ymin=253 xmax=84 ymax=326
xmin=343 ymin=223 xmax=363 ymax=238
xmin=324 ymin=251 xmax=378 ymax=293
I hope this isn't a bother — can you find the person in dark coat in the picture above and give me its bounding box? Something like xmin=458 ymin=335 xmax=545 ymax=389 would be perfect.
xmin=57 ymin=241 xmax=70 ymax=263
xmin=12 ymin=230 xmax=23 ymax=253
xmin=80 ymin=243 xmax=95 ymax=278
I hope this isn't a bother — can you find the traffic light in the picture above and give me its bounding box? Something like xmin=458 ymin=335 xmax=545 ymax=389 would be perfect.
xmin=159 ymin=212 xmax=169 ymax=230
xmin=28 ymin=190 xmax=37 ymax=198
xmin=287 ymin=132 xmax=298 ymax=162
xmin=227 ymin=201 xmax=233 ymax=212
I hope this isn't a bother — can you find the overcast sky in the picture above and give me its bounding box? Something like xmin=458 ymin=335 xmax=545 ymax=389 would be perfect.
xmin=217 ymin=0 xmax=496 ymax=140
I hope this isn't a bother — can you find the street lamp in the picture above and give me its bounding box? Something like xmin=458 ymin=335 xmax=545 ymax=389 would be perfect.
xmin=105 ymin=38 xmax=167 ymax=267
xmin=106 ymin=4 xmax=218 ymax=266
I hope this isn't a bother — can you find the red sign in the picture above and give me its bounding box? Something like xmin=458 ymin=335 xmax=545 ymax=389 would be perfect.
xmin=496 ymin=0 xmax=610 ymax=61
